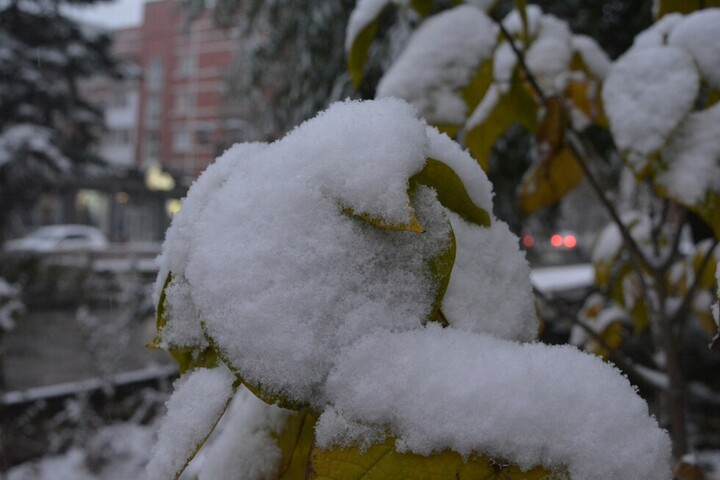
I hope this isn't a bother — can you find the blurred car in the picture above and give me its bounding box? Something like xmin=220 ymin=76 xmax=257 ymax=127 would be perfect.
xmin=521 ymin=230 xmax=588 ymax=265
xmin=3 ymin=225 xmax=108 ymax=253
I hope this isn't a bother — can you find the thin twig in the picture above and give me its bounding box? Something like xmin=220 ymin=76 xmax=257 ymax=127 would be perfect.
xmin=671 ymin=239 xmax=719 ymax=326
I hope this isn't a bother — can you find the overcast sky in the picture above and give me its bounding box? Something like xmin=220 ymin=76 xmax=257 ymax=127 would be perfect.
xmin=67 ymin=0 xmax=146 ymax=30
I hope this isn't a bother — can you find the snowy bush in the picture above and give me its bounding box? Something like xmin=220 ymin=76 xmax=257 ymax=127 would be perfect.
xmin=348 ymin=0 xmax=720 ymax=460
xmin=148 ymin=98 xmax=671 ymax=479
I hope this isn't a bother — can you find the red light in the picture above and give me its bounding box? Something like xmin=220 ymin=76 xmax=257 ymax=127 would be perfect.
xmin=563 ymin=235 xmax=577 ymax=249
xmin=550 ymin=234 xmax=563 ymax=247
xmin=522 ymin=235 xmax=535 ymax=248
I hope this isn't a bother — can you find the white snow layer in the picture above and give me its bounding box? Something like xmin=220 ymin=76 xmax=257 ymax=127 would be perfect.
xmin=317 ymin=326 xmax=672 ymax=480
xmin=658 ymin=102 xmax=720 ymax=205
xmin=524 ymin=14 xmax=574 ymax=94
xmin=376 ymin=5 xmax=498 ymax=125
xmin=602 ymin=45 xmax=699 ymax=167
xmin=198 ymin=389 xmax=290 ymax=480
xmin=146 ymin=365 xmax=235 ymax=480
xmin=668 ymin=9 xmax=720 ymax=90
xmin=156 ymin=98 xmax=672 ymax=478
xmin=442 ymin=213 xmax=537 ymax=341
xmin=156 ymin=98 xmax=528 ymax=405
xmin=571 ymin=35 xmax=611 ymax=80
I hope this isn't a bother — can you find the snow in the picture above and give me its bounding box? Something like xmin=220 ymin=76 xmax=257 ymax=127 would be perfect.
xmin=345 ymin=0 xmax=391 ymax=54
xmin=524 ymin=15 xmax=574 ymax=94
xmin=602 ymin=45 xmax=699 ymax=169
xmin=572 ymin=35 xmax=611 ymax=80
xmin=194 ymin=388 xmax=290 ymax=480
xmin=442 ymin=213 xmax=537 ymax=341
xmin=156 ymin=98 xmax=515 ymax=405
xmin=0 ymin=124 xmax=70 ymax=170
xmin=7 ymin=423 xmax=154 ymax=480
xmin=632 ymin=13 xmax=683 ymax=50
xmin=658 ymin=102 xmax=720 ymax=205
xmin=317 ymin=326 xmax=672 ymax=480
xmin=155 ymin=98 xmax=673 ymax=478
xmin=669 ymin=9 xmax=720 ymax=90
xmin=502 ymin=5 xmax=543 ymax=39
xmin=146 ymin=365 xmax=235 ymax=480
xmin=465 ymin=83 xmax=500 ymax=131
xmin=531 ymin=263 xmax=594 ymax=294
xmin=376 ymin=5 xmax=498 ymax=126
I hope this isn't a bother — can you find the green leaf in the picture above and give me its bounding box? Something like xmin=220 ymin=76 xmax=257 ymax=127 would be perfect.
xmin=514 ymin=0 xmax=530 ymax=44
xmin=308 ymin=436 xmax=565 ymax=480
xmin=410 ymin=0 xmax=434 ymax=16
xmin=148 ymin=271 xmax=220 ymax=374
xmin=347 ymin=1 xmax=393 ymax=88
xmin=410 ymin=158 xmax=492 ymax=227
xmin=428 ymin=225 xmax=455 ymax=327
xmin=275 ymin=410 xmax=318 ymax=479
xmin=654 ymin=0 xmax=720 ymax=19
xmin=460 ymin=59 xmax=494 ymax=116
xmin=148 ymin=271 xmax=173 ymax=349
xmin=464 ymin=75 xmax=539 ymax=170
xmin=518 ymin=147 xmax=583 ymax=214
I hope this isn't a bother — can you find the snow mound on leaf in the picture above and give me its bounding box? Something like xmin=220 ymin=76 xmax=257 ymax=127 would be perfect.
xmin=318 ymin=326 xmax=672 ymax=480
xmin=658 ymin=102 xmax=720 ymax=206
xmin=158 ymin=98 xmax=532 ymax=405
xmin=442 ymin=214 xmax=537 ymax=341
xmin=602 ymin=45 xmax=698 ymax=168
xmin=668 ymin=8 xmax=720 ymax=90
xmin=377 ymin=5 xmax=498 ymax=126
xmin=146 ymin=365 xmax=234 ymax=480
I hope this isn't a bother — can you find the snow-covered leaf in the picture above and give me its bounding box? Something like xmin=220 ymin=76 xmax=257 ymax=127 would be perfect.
xmin=411 ymin=158 xmax=491 ymax=227
xmin=346 ymin=0 xmax=393 ymax=88
xmin=602 ymin=45 xmax=699 ymax=172
xmin=376 ymin=5 xmax=498 ymax=128
xmin=146 ymin=365 xmax=236 ymax=480
xmin=464 ymin=77 xmax=539 ymax=170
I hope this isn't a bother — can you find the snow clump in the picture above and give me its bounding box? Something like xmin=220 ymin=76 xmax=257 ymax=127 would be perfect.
xmin=154 ymin=98 xmax=671 ymax=479
xmin=377 ymin=5 xmax=498 ymax=126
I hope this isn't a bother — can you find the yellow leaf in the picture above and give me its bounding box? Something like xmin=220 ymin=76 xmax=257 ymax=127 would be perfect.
xmin=535 ymin=96 xmax=567 ymax=154
xmin=410 ymin=158 xmax=492 ymax=227
xmin=148 ymin=271 xmax=173 ymax=349
xmin=308 ymin=437 xmax=564 ymax=480
xmin=707 ymin=89 xmax=720 ymax=107
xmin=342 ymin=207 xmax=425 ymax=233
xmin=347 ymin=2 xmax=394 ymax=88
xmin=595 ymin=321 xmax=625 ymax=359
xmin=428 ymin=226 xmax=455 ymax=327
xmin=460 ymin=59 xmax=494 ymax=116
xmin=275 ymin=410 xmax=318 ymax=479
xmin=518 ymin=147 xmax=583 ymax=214
xmin=410 ymin=0 xmax=433 ymax=16
xmin=655 ymin=0 xmax=720 ymax=18
xmin=465 ymin=75 xmax=539 ymax=170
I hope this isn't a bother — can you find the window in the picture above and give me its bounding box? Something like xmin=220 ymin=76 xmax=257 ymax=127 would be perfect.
xmin=146 ymin=58 xmax=164 ymax=91
xmin=175 ymin=93 xmax=195 ymax=114
xmin=143 ymin=130 xmax=161 ymax=163
xmin=177 ymin=55 xmax=196 ymax=78
xmin=173 ymin=130 xmax=191 ymax=153
xmin=144 ymin=95 xmax=162 ymax=126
